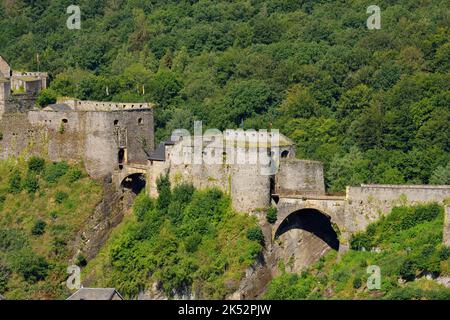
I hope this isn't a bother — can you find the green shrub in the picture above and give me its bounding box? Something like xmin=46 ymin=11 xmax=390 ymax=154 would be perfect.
xmin=399 ymin=259 xmax=417 ymax=282
xmin=133 ymin=192 xmax=153 ymax=222
xmin=12 ymin=251 xmax=49 ymax=283
xmin=172 ymin=183 xmax=195 ymax=205
xmin=55 ymin=191 xmax=68 ymax=204
xmin=353 ymin=277 xmax=362 ymax=289
xmin=156 ymin=174 xmax=171 ymax=211
xmin=31 ymin=220 xmax=47 ymax=236
xmin=36 ymin=88 xmax=57 ymax=107
xmin=28 ymin=157 xmax=45 ymax=173
xmin=44 ymin=162 xmax=69 ymax=183
xmin=266 ymin=207 xmax=277 ymax=224
xmin=67 ymin=168 xmax=83 ymax=183
xmin=439 ymin=246 xmax=450 ymax=260
xmin=247 ymin=227 xmax=265 ymax=245
xmin=24 ymin=174 xmax=39 ymax=194
xmin=8 ymin=170 xmax=22 ymax=194
xmin=184 ymin=234 xmax=202 ymax=253
xmin=0 ymin=229 xmax=28 ymax=251
xmin=76 ymin=254 xmax=87 ymax=267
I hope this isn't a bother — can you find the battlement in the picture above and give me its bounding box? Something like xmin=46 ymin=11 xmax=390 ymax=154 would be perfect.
xmin=60 ymin=100 xmax=155 ymax=112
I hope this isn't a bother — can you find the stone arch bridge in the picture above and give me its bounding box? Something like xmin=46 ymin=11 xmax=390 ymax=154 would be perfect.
xmin=273 ymin=185 xmax=450 ymax=249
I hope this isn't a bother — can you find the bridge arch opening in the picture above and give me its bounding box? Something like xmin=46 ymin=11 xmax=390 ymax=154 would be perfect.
xmin=121 ymin=173 xmax=146 ymax=195
xmin=275 ymin=208 xmax=340 ymax=251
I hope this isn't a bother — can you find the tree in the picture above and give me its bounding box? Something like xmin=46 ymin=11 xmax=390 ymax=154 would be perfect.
xmin=36 ymin=89 xmax=57 ymax=107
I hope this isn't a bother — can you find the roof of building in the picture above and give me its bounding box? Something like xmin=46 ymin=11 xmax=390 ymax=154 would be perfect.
xmin=67 ymin=288 xmax=124 ymax=300
xmin=148 ymin=137 xmax=178 ymax=161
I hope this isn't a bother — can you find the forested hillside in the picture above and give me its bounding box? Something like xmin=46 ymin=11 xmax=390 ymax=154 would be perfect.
xmin=0 ymin=0 xmax=449 ymax=191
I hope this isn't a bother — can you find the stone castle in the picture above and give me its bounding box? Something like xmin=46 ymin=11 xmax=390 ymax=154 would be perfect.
xmin=1 ymin=56 xmax=449 ymax=272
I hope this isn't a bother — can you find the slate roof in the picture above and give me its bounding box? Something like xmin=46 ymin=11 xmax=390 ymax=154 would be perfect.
xmin=148 ymin=142 xmax=167 ymax=161
xmin=67 ymin=288 xmax=124 ymax=300
xmin=148 ymin=138 xmax=176 ymax=161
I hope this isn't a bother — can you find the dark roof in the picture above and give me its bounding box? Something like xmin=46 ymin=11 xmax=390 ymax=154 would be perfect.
xmin=67 ymin=288 xmax=123 ymax=300
xmin=44 ymin=103 xmax=73 ymax=111
xmin=148 ymin=142 xmax=166 ymax=161
xmin=164 ymin=137 xmax=176 ymax=146
xmin=148 ymin=138 xmax=177 ymax=161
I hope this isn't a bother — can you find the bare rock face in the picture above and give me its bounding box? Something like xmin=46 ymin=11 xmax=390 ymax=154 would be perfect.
xmin=73 ymin=182 xmax=135 ymax=262
xmin=274 ymin=230 xmax=333 ymax=273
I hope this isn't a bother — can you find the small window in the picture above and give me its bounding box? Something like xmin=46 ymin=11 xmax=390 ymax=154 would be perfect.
xmin=114 ymin=120 xmax=119 ymax=126
xmin=62 ymin=119 xmax=68 ymax=124
xmin=138 ymin=118 xmax=143 ymax=125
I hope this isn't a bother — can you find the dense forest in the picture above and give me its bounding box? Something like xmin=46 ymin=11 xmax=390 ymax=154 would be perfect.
xmin=0 ymin=0 xmax=449 ymax=191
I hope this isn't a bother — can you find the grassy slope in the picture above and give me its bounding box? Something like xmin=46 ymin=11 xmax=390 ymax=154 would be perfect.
xmin=265 ymin=203 xmax=450 ymax=300
xmin=0 ymin=158 xmax=102 ymax=299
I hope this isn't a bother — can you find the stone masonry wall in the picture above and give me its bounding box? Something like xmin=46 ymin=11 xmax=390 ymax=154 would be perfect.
xmin=275 ymin=159 xmax=325 ymax=196
xmin=346 ymin=184 xmax=450 ymax=232
xmin=1 ymin=107 xmax=155 ymax=179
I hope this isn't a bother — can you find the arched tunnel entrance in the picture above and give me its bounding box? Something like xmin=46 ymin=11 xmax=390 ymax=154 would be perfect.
xmin=274 ymin=208 xmax=340 ymax=272
xmin=120 ymin=173 xmax=146 ymax=195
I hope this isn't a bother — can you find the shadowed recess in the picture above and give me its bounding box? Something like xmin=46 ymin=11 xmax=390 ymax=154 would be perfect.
xmin=121 ymin=173 xmax=146 ymax=194
xmin=275 ymin=208 xmax=340 ymax=251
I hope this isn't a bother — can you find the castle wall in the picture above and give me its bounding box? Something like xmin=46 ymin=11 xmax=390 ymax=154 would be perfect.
xmin=0 ymin=57 xmax=10 ymax=78
xmin=0 ymin=81 xmax=10 ymax=119
xmin=275 ymin=159 xmax=325 ymax=196
xmin=345 ymin=184 xmax=450 ymax=231
xmin=0 ymin=113 xmax=49 ymax=158
xmin=1 ymin=106 xmax=154 ymax=180
xmin=444 ymin=206 xmax=450 ymax=247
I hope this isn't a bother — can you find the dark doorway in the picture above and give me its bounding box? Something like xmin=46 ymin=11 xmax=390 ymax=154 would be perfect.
xmin=121 ymin=173 xmax=146 ymax=195
xmin=275 ymin=208 xmax=339 ymax=251
xmin=118 ymin=148 xmax=125 ymax=169
xmin=281 ymin=150 xmax=289 ymax=158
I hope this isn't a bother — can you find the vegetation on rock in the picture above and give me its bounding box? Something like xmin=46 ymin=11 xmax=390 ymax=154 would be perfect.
xmin=265 ymin=203 xmax=450 ymax=300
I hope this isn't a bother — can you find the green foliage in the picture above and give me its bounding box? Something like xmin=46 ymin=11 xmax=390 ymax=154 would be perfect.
xmin=0 ymin=159 xmax=102 ymax=299
xmin=76 ymin=254 xmax=87 ymax=268
xmin=55 ymin=191 xmax=68 ymax=204
xmin=350 ymin=204 xmax=443 ymax=250
xmin=246 ymin=226 xmax=265 ymax=246
xmin=12 ymin=251 xmax=49 ymax=283
xmin=352 ymin=277 xmax=362 ymax=289
xmin=0 ymin=0 xmax=447 ymax=191
xmin=36 ymin=89 xmax=57 ymax=107
xmin=266 ymin=207 xmax=277 ymax=224
xmin=133 ymin=192 xmax=154 ymax=222
xmin=8 ymin=170 xmax=22 ymax=194
xmin=156 ymin=174 xmax=171 ymax=212
xmin=266 ymin=203 xmax=450 ymax=299
xmin=24 ymin=173 xmax=39 ymax=194
xmin=67 ymin=168 xmax=83 ymax=183
xmin=27 ymin=157 xmax=45 ymax=173
xmin=86 ymin=185 xmax=261 ymax=299
xmin=31 ymin=220 xmax=46 ymax=236
xmin=44 ymin=162 xmax=69 ymax=183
